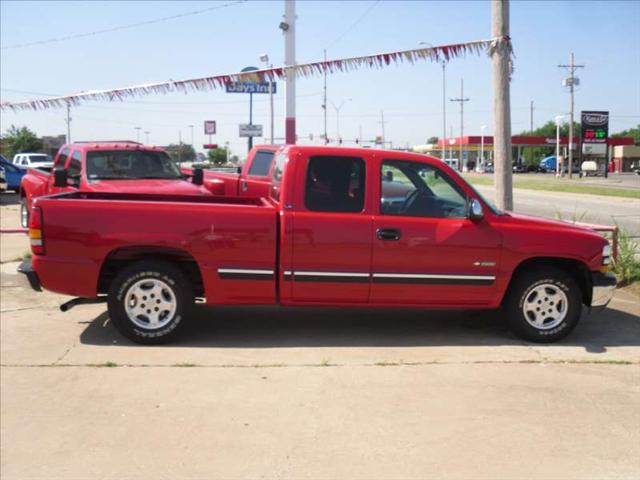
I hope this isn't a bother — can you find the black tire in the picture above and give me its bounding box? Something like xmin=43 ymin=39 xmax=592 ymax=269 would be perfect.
xmin=107 ymin=261 xmax=194 ymax=344
xmin=504 ymin=266 xmax=583 ymax=343
xmin=20 ymin=198 xmax=29 ymax=228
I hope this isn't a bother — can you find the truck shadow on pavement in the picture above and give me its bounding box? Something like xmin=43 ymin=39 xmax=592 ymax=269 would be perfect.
xmin=79 ymin=304 xmax=640 ymax=353
xmin=0 ymin=192 xmax=20 ymax=206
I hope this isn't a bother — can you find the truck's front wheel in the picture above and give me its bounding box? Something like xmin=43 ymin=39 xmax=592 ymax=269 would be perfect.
xmin=108 ymin=261 xmax=193 ymax=344
xmin=504 ymin=267 xmax=582 ymax=343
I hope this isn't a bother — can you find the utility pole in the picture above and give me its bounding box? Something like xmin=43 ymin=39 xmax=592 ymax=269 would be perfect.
xmin=491 ymin=0 xmax=513 ymax=211
xmin=259 ymin=54 xmax=274 ymax=144
xmin=65 ymin=102 xmax=71 ymax=144
xmin=188 ymin=124 xmax=194 ymax=148
xmin=283 ymin=0 xmax=296 ymax=144
xmin=322 ymin=49 xmax=328 ymax=144
xmin=558 ymin=52 xmax=584 ymax=179
xmin=450 ymin=79 xmax=469 ymax=171
xmin=379 ymin=110 xmax=386 ymax=147
xmin=135 ymin=127 xmax=141 ymax=143
xmin=529 ymin=100 xmax=534 ymax=133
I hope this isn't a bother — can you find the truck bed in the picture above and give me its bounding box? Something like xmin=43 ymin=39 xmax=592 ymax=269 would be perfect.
xmin=32 ymin=191 xmax=278 ymax=304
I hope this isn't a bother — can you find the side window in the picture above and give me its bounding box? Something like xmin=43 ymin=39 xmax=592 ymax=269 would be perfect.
xmin=55 ymin=148 xmax=70 ymax=169
xmin=380 ymin=160 xmax=467 ymax=218
xmin=67 ymin=150 xmax=82 ymax=186
xmin=247 ymin=150 xmax=274 ymax=176
xmin=305 ymin=155 xmax=365 ymax=213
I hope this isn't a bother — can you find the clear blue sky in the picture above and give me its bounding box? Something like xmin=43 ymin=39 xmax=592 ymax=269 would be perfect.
xmin=1 ymin=0 xmax=638 ymax=157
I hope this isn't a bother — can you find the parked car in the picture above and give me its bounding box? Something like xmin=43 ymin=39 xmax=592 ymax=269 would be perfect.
xmin=581 ymin=160 xmax=601 ymax=177
xmin=0 ymin=155 xmax=26 ymax=192
xmin=19 ymin=141 xmax=217 ymax=228
xmin=0 ymin=166 xmax=7 ymax=192
xmin=630 ymin=162 xmax=640 ymax=175
xmin=13 ymin=153 xmax=54 ymax=170
xmin=20 ymin=145 xmax=616 ymax=345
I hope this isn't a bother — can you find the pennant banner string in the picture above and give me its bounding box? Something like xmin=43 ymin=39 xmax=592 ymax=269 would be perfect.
xmin=1 ymin=36 xmax=511 ymax=112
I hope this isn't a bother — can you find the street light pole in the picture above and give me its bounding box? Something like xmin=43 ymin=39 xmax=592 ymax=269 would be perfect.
xmin=450 ymin=79 xmax=469 ymax=171
xmin=144 ymin=131 xmax=150 ymax=144
xmin=259 ymin=54 xmax=274 ymax=144
xmin=135 ymin=127 xmax=141 ymax=143
xmin=330 ymin=98 xmax=351 ymax=143
xmin=419 ymin=41 xmax=447 ymax=159
xmin=480 ymin=124 xmax=487 ymax=170
xmin=188 ymin=124 xmax=194 ymax=148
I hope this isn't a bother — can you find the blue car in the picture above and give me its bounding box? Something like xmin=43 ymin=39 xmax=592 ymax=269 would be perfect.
xmin=0 ymin=155 xmax=26 ymax=192
xmin=539 ymin=156 xmax=557 ymax=172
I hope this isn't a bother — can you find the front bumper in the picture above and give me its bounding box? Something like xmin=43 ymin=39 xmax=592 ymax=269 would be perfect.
xmin=17 ymin=260 xmax=42 ymax=292
xmin=591 ymin=272 xmax=616 ymax=309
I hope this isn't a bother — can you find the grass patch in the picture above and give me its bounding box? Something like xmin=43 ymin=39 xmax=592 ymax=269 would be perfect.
xmin=90 ymin=361 xmax=118 ymax=368
xmin=463 ymin=174 xmax=640 ymax=199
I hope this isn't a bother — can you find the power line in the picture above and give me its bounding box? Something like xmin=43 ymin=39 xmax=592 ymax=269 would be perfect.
xmin=324 ymin=0 xmax=381 ymax=50
xmin=1 ymin=1 xmax=247 ymax=50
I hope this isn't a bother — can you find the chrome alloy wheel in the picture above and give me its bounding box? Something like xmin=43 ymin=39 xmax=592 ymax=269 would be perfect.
xmin=522 ymin=283 xmax=569 ymax=330
xmin=124 ymin=279 xmax=177 ymax=330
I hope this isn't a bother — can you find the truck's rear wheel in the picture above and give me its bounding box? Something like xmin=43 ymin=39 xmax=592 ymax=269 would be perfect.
xmin=107 ymin=261 xmax=193 ymax=344
xmin=20 ymin=198 xmax=29 ymax=228
xmin=504 ymin=266 xmax=582 ymax=343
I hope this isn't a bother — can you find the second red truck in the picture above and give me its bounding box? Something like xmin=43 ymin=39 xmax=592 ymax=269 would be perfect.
xmin=20 ymin=146 xmax=616 ymax=344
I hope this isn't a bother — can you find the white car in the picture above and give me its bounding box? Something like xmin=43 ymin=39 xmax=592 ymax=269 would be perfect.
xmin=12 ymin=153 xmax=54 ymax=170
xmin=0 ymin=166 xmax=7 ymax=192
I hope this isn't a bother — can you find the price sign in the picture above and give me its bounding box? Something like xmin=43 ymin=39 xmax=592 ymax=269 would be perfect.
xmin=581 ymin=111 xmax=608 ymax=144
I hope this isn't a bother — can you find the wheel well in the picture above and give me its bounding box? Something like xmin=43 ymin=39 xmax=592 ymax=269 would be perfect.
xmin=98 ymin=247 xmax=204 ymax=297
xmin=505 ymin=257 xmax=592 ymax=306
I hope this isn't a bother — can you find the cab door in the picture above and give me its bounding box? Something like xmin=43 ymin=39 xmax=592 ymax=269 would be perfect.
xmin=289 ymin=150 xmax=373 ymax=303
xmin=370 ymin=158 xmax=502 ymax=306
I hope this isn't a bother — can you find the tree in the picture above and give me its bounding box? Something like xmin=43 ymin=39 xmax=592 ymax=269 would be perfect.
xmin=164 ymin=143 xmax=195 ymax=163
xmin=612 ymin=125 xmax=640 ymax=145
xmin=207 ymin=147 xmax=228 ymax=166
xmin=0 ymin=125 xmax=43 ymax=159
xmin=426 ymin=136 xmax=439 ymax=144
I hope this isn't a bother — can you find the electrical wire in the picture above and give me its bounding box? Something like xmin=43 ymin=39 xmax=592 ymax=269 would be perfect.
xmin=1 ymin=0 xmax=247 ymax=50
xmin=324 ymin=0 xmax=381 ymax=51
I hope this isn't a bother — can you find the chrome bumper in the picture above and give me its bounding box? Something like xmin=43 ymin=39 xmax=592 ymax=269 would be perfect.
xmin=591 ymin=272 xmax=617 ymax=309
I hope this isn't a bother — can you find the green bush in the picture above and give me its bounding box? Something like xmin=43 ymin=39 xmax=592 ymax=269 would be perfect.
xmin=613 ymin=229 xmax=640 ymax=286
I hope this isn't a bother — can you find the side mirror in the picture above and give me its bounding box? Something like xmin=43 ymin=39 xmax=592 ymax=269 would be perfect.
xmin=237 ymin=166 xmax=242 ymax=174
xmin=53 ymin=167 xmax=68 ymax=187
xmin=469 ymin=198 xmax=484 ymax=221
xmin=192 ymin=167 xmax=204 ymax=185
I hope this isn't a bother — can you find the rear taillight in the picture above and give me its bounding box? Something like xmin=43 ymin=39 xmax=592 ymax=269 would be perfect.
xmin=28 ymin=206 xmax=45 ymax=255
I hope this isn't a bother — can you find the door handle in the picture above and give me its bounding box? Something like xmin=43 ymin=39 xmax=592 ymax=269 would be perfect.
xmin=241 ymin=180 xmax=248 ymax=192
xmin=376 ymin=228 xmax=401 ymax=241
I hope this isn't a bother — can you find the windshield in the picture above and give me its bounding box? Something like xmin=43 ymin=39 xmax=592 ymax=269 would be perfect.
xmin=29 ymin=155 xmax=52 ymax=163
xmin=86 ymin=150 xmax=182 ymax=180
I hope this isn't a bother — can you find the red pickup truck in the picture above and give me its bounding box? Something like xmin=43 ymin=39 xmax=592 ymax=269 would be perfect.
xmin=19 ymin=146 xmax=616 ymax=344
xmin=19 ymin=141 xmax=218 ymax=227
xmin=186 ymin=144 xmax=282 ymax=198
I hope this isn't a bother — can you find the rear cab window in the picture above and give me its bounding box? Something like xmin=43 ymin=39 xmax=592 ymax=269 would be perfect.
xmin=248 ymin=150 xmax=274 ymax=177
xmin=54 ymin=148 xmax=70 ymax=169
xmin=269 ymin=152 xmax=287 ymax=202
xmin=304 ymin=155 xmax=365 ymax=213
xmin=67 ymin=150 xmax=83 ymax=186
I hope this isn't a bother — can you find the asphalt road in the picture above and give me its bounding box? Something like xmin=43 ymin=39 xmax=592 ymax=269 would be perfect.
xmin=476 ymin=185 xmax=640 ymax=236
